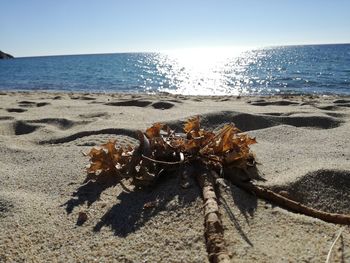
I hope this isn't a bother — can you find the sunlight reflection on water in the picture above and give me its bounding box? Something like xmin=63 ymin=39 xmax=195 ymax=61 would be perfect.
xmin=142 ymin=47 xmax=279 ymax=95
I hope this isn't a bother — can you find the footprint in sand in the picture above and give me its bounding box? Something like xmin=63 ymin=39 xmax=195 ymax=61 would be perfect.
xmin=0 ymin=120 xmax=39 ymax=136
xmin=36 ymin=102 xmax=50 ymax=107
xmin=17 ymin=101 xmax=51 ymax=108
xmin=0 ymin=116 xmax=15 ymax=121
xmin=70 ymin=96 xmax=96 ymax=101
xmin=315 ymin=99 xmax=350 ymax=111
xmin=18 ymin=101 xmax=37 ymax=107
xmin=6 ymin=108 xmax=27 ymax=113
xmin=78 ymin=112 xmax=111 ymax=119
xmin=333 ymin=99 xmax=350 ymax=104
xmin=105 ymin=99 xmax=176 ymax=109
xmin=105 ymin=99 xmax=153 ymax=107
xmin=13 ymin=121 xmax=39 ymax=135
xmin=333 ymin=99 xmax=350 ymax=108
xmin=151 ymin=101 xmax=175 ymax=109
xmin=247 ymin=99 xmax=299 ymax=106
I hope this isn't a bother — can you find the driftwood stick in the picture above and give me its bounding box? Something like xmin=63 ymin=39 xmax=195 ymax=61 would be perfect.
xmin=196 ymin=169 xmax=231 ymax=263
xmin=228 ymin=176 xmax=350 ymax=225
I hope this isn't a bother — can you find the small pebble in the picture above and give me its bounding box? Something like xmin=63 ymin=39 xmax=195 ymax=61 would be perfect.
xmin=77 ymin=211 xmax=88 ymax=226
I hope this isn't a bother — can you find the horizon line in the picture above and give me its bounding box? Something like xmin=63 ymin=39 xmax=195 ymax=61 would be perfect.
xmin=12 ymin=42 xmax=350 ymax=59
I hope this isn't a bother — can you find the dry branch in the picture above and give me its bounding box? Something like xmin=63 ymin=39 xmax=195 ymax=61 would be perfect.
xmin=229 ymin=176 xmax=350 ymax=225
xmin=197 ymin=169 xmax=231 ymax=263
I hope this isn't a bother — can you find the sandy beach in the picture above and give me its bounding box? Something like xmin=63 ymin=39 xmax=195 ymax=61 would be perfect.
xmin=0 ymin=91 xmax=350 ymax=262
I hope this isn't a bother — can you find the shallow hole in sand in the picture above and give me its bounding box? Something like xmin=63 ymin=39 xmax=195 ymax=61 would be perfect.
xmin=13 ymin=121 xmax=39 ymax=135
xmin=151 ymin=101 xmax=175 ymax=109
xmin=105 ymin=100 xmax=152 ymax=107
xmin=6 ymin=108 xmax=27 ymax=113
xmin=0 ymin=198 xmax=14 ymax=217
xmin=247 ymin=100 xmax=299 ymax=106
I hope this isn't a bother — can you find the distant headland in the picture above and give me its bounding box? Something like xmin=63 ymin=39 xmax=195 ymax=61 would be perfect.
xmin=0 ymin=50 xmax=14 ymax=59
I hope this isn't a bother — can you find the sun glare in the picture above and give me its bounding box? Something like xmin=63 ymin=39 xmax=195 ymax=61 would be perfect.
xmin=164 ymin=46 xmax=252 ymax=68
xmin=154 ymin=46 xmax=255 ymax=95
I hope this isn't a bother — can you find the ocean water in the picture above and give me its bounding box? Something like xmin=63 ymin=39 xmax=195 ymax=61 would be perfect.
xmin=0 ymin=44 xmax=349 ymax=95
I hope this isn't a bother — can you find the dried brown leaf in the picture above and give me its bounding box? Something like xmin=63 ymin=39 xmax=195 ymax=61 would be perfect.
xmin=183 ymin=116 xmax=200 ymax=136
xmin=145 ymin=123 xmax=164 ymax=139
xmin=87 ymin=140 xmax=124 ymax=174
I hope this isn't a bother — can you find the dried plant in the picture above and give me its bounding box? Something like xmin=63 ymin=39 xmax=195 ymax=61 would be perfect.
xmin=87 ymin=116 xmax=256 ymax=187
xmin=81 ymin=116 xmax=350 ymax=263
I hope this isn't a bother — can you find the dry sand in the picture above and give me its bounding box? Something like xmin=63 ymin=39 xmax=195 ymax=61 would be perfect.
xmin=0 ymin=91 xmax=350 ymax=262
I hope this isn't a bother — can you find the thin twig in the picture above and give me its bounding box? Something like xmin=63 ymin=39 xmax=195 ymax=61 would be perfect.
xmin=325 ymin=227 xmax=345 ymax=263
xmin=141 ymin=154 xmax=184 ymax=165
xmin=120 ymin=180 xmax=132 ymax=193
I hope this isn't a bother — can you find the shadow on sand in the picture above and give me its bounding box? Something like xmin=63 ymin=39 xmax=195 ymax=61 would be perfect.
xmin=63 ymin=172 xmax=120 ymax=214
xmin=64 ymin=168 xmax=259 ymax=244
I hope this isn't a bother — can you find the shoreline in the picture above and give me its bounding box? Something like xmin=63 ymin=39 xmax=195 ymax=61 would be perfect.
xmin=1 ymin=89 xmax=350 ymax=98
xmin=0 ymin=91 xmax=349 ymax=262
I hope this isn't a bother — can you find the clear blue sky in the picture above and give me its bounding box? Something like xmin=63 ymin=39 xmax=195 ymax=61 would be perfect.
xmin=1 ymin=0 xmax=350 ymax=57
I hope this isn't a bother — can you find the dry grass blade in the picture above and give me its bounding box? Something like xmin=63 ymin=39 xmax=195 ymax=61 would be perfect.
xmin=325 ymin=227 xmax=345 ymax=263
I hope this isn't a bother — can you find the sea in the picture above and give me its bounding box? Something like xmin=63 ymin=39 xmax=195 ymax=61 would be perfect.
xmin=0 ymin=44 xmax=349 ymax=96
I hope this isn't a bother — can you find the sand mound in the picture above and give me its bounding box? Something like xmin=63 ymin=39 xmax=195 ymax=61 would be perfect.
xmin=274 ymin=169 xmax=350 ymax=214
